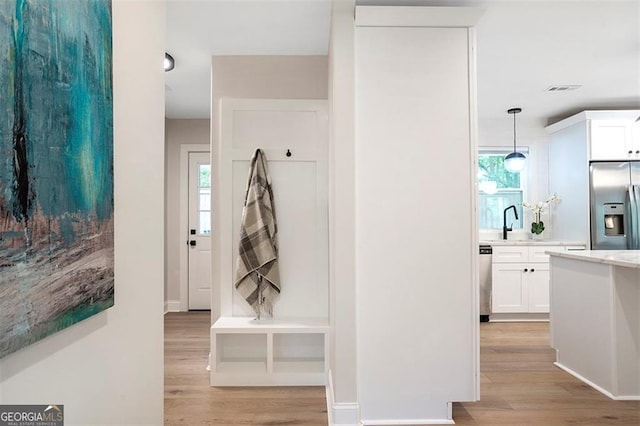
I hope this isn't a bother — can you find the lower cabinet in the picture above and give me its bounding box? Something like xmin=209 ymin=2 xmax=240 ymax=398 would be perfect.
xmin=492 ymin=262 xmax=550 ymax=313
xmin=491 ymin=245 xmax=560 ymax=315
xmin=490 ymin=244 xmax=586 ymax=318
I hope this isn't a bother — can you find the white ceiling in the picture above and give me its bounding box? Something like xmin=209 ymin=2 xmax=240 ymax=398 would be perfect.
xmin=165 ymin=0 xmax=640 ymax=125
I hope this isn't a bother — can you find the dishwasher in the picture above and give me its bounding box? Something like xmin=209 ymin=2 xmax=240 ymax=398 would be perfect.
xmin=479 ymin=245 xmax=492 ymax=322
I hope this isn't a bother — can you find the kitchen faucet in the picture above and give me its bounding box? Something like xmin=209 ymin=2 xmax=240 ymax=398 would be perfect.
xmin=503 ymin=205 xmax=519 ymax=240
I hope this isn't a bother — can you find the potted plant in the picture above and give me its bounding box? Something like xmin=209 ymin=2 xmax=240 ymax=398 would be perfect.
xmin=522 ymin=194 xmax=560 ymax=238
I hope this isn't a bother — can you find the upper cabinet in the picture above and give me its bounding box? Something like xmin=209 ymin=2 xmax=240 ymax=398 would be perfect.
xmin=590 ymin=119 xmax=640 ymax=161
xmin=546 ymin=110 xmax=640 ymax=163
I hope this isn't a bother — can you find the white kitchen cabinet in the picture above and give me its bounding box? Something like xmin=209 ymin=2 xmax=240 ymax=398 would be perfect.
xmin=527 ymin=262 xmax=551 ymax=312
xmin=492 ymin=262 xmax=528 ymax=313
xmin=590 ymin=119 xmax=640 ymax=160
xmin=491 ymin=245 xmax=556 ymax=314
xmin=492 ymin=261 xmax=550 ymax=313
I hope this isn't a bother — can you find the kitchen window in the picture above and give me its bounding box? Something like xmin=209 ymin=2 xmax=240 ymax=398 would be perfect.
xmin=478 ymin=148 xmax=528 ymax=229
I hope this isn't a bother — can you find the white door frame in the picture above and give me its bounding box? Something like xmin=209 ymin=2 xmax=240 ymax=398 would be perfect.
xmin=179 ymin=143 xmax=210 ymax=311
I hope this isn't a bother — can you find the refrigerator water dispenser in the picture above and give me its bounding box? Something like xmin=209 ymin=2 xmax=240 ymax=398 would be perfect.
xmin=603 ymin=203 xmax=625 ymax=236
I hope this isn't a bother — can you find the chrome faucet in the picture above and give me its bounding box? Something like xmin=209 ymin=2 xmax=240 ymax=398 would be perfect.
xmin=503 ymin=205 xmax=519 ymax=240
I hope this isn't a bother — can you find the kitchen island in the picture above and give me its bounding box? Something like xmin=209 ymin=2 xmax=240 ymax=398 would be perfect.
xmin=547 ymin=250 xmax=640 ymax=400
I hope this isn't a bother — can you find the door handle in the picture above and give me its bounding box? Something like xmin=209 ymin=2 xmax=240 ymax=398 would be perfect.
xmin=189 ymin=240 xmax=196 ymax=247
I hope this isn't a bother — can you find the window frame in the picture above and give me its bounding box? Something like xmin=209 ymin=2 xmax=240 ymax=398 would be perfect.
xmin=477 ymin=147 xmax=529 ymax=231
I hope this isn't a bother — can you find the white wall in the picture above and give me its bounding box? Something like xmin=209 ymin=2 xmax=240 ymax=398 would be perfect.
xmin=328 ymin=1 xmax=359 ymax=423
xmin=165 ymin=118 xmax=210 ymax=310
xmin=0 ymin=1 xmax=165 ymax=424
xmin=210 ymin=55 xmax=328 ymax=323
xmin=354 ymin=8 xmax=479 ymax=423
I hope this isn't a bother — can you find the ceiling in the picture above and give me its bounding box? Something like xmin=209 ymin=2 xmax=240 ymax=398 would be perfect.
xmin=165 ymin=0 xmax=640 ymax=125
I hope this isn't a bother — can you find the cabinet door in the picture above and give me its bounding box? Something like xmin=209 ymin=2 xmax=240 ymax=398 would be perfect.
xmin=631 ymin=123 xmax=640 ymax=159
xmin=527 ymin=263 xmax=550 ymax=313
xmin=590 ymin=120 xmax=633 ymax=160
xmin=492 ymin=263 xmax=527 ymax=313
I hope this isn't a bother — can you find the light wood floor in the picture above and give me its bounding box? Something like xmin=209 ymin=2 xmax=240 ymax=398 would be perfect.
xmin=454 ymin=322 xmax=640 ymax=425
xmin=165 ymin=313 xmax=640 ymax=425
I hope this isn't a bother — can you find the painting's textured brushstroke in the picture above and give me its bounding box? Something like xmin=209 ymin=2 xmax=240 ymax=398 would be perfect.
xmin=0 ymin=0 xmax=113 ymax=358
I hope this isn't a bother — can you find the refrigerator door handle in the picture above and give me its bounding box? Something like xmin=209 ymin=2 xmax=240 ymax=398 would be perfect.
xmin=629 ymin=185 xmax=639 ymax=249
xmin=634 ymin=185 xmax=640 ymax=249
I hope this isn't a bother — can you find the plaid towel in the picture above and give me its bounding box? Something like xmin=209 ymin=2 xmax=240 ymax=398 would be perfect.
xmin=234 ymin=148 xmax=280 ymax=318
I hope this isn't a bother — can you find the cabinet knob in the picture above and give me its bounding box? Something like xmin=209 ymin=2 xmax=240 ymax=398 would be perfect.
xmin=524 ymin=268 xmax=528 ymax=272
xmin=531 ymin=268 xmax=535 ymax=272
xmin=636 ymin=150 xmax=640 ymax=154
xmin=629 ymin=150 xmax=633 ymax=154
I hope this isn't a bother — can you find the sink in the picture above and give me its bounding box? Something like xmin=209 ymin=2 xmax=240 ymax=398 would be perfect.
xmin=479 ymin=230 xmax=531 ymax=242
xmin=507 ymin=231 xmax=530 ymax=241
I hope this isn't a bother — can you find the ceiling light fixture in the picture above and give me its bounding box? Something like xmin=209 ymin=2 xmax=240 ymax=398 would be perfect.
xmin=546 ymin=85 xmax=581 ymax=92
xmin=504 ymin=107 xmax=526 ymax=173
xmin=164 ymin=53 xmax=175 ymax=72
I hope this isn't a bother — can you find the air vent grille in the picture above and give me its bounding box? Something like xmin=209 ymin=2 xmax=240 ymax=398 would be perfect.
xmin=546 ymin=85 xmax=581 ymax=92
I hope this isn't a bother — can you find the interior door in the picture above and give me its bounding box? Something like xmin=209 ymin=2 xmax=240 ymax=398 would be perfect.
xmin=188 ymin=152 xmax=212 ymax=310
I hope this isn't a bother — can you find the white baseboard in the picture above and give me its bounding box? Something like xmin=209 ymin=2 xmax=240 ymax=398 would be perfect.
xmin=164 ymin=300 xmax=181 ymax=314
xmin=325 ymin=370 xmax=456 ymax=425
xmin=326 ymin=370 xmax=360 ymax=426
xmin=554 ymin=362 xmax=640 ymax=401
xmin=490 ymin=313 xmax=549 ymax=322
xmin=362 ymin=420 xmax=454 ymax=425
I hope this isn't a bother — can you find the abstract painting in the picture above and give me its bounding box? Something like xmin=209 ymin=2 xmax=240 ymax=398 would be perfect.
xmin=0 ymin=0 xmax=113 ymax=358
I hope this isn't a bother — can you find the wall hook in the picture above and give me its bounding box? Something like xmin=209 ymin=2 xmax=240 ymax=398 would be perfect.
xmin=286 ymin=149 xmax=292 ymax=157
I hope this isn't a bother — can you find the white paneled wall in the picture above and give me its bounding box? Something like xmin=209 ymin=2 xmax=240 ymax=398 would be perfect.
xmin=216 ymin=99 xmax=329 ymax=320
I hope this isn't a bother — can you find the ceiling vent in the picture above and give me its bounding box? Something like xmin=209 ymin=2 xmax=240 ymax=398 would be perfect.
xmin=546 ymin=85 xmax=581 ymax=92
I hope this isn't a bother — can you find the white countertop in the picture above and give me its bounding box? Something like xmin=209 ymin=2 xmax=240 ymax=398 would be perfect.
xmin=547 ymin=250 xmax=640 ymax=269
xmin=480 ymin=240 xmax=586 ymax=246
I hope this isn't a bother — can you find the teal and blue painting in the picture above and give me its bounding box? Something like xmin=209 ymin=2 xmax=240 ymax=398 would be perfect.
xmin=0 ymin=0 xmax=113 ymax=358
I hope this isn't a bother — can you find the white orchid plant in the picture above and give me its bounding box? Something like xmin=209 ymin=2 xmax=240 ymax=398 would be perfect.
xmin=521 ymin=193 xmax=560 ymax=235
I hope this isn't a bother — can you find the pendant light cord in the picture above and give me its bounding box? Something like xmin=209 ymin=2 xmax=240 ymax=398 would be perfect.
xmin=513 ymin=111 xmax=517 ymax=152
xmin=507 ymin=107 xmax=522 ymax=152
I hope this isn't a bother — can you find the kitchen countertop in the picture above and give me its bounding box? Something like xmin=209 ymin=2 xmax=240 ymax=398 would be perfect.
xmin=480 ymin=240 xmax=586 ymax=246
xmin=547 ymin=249 xmax=640 ymax=269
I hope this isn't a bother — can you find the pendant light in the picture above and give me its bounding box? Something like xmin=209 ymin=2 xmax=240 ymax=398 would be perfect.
xmin=164 ymin=53 xmax=175 ymax=72
xmin=504 ymin=107 xmax=526 ymax=172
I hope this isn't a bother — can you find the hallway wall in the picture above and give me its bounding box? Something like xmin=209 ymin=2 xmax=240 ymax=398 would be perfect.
xmin=0 ymin=2 xmax=165 ymax=423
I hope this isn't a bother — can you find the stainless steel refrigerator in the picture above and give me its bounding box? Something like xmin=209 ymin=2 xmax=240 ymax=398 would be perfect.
xmin=589 ymin=161 xmax=640 ymax=249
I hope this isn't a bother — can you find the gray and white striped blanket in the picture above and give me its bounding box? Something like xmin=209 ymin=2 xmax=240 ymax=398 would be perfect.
xmin=234 ymin=148 xmax=280 ymax=318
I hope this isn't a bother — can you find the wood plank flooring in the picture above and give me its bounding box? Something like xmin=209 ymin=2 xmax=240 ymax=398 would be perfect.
xmin=454 ymin=322 xmax=640 ymax=425
xmin=165 ymin=313 xmax=640 ymax=425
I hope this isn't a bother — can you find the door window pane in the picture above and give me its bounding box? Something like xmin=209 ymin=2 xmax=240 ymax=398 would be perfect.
xmin=197 ymin=164 xmax=211 ymax=236
xmin=199 ymin=193 xmax=211 ymax=211
xmin=199 ymin=212 xmax=211 ymax=235
xmin=199 ymin=164 xmax=211 ymax=188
